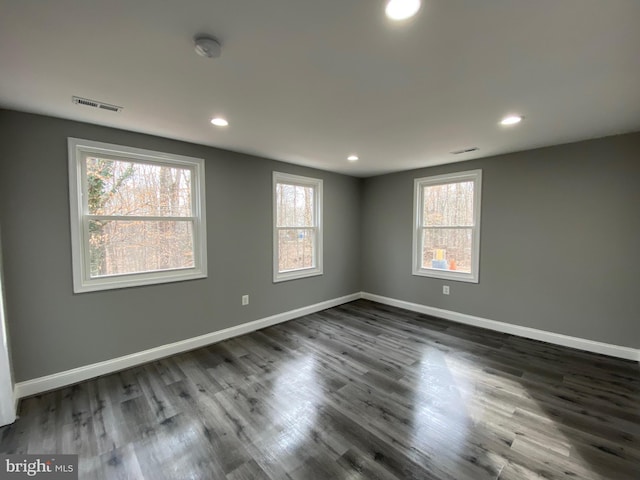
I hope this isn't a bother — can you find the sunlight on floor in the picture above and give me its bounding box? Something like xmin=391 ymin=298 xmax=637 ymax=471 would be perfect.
xmin=270 ymin=355 xmax=320 ymax=455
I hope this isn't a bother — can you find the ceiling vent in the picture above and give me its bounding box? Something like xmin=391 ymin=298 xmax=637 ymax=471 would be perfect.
xmin=450 ymin=147 xmax=479 ymax=155
xmin=72 ymin=96 xmax=123 ymax=113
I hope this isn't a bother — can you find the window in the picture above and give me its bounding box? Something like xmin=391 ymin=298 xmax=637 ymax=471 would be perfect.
xmin=413 ymin=170 xmax=482 ymax=283
xmin=68 ymin=138 xmax=207 ymax=292
xmin=273 ymin=172 xmax=323 ymax=282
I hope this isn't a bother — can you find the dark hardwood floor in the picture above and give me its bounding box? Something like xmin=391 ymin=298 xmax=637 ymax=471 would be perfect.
xmin=1 ymin=300 xmax=638 ymax=479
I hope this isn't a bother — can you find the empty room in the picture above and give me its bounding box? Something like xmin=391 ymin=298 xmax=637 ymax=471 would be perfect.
xmin=0 ymin=1 xmax=638 ymax=479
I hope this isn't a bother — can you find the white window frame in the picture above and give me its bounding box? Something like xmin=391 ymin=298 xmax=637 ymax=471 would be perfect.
xmin=273 ymin=172 xmax=323 ymax=282
xmin=68 ymin=138 xmax=207 ymax=293
xmin=412 ymin=169 xmax=482 ymax=283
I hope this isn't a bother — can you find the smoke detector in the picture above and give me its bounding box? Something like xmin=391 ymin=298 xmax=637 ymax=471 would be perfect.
xmin=194 ymin=35 xmax=221 ymax=58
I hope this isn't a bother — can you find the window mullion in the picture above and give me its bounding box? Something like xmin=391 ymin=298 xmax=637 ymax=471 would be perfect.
xmin=423 ymin=225 xmax=475 ymax=229
xmin=86 ymin=215 xmax=196 ymax=222
xmin=276 ymin=226 xmax=315 ymax=230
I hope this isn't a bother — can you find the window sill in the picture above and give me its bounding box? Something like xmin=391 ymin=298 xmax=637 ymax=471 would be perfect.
xmin=412 ymin=268 xmax=478 ymax=284
xmin=73 ymin=268 xmax=207 ymax=293
xmin=273 ymin=267 xmax=323 ymax=283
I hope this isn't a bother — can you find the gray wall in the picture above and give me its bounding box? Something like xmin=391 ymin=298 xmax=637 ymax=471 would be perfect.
xmin=1 ymin=108 xmax=638 ymax=383
xmin=362 ymin=133 xmax=640 ymax=349
xmin=0 ymin=109 xmax=362 ymax=381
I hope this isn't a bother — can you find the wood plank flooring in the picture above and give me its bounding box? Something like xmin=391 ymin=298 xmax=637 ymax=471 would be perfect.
xmin=1 ymin=300 xmax=638 ymax=479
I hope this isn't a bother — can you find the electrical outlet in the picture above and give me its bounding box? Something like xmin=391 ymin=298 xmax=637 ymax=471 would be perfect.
xmin=242 ymin=295 xmax=249 ymax=306
xmin=443 ymin=285 xmax=450 ymax=295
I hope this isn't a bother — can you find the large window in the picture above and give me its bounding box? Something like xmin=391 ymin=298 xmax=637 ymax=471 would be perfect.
xmin=273 ymin=172 xmax=323 ymax=282
xmin=68 ymin=138 xmax=207 ymax=292
xmin=413 ymin=170 xmax=482 ymax=283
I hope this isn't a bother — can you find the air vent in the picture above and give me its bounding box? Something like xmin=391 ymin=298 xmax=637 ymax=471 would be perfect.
xmin=98 ymin=103 xmax=120 ymax=112
xmin=72 ymin=96 xmax=122 ymax=113
xmin=450 ymin=147 xmax=479 ymax=155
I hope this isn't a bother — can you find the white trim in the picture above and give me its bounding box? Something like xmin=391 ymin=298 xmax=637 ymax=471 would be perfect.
xmin=0 ymin=230 xmax=16 ymax=426
xmin=361 ymin=292 xmax=640 ymax=362
xmin=412 ymin=169 xmax=482 ymax=283
xmin=13 ymin=291 xmax=639 ymax=402
xmin=67 ymin=138 xmax=207 ymax=293
xmin=273 ymin=171 xmax=323 ymax=283
xmin=13 ymin=293 xmax=360 ymax=400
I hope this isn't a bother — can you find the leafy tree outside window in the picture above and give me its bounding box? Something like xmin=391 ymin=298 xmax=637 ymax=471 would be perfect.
xmin=68 ymin=138 xmax=207 ymax=292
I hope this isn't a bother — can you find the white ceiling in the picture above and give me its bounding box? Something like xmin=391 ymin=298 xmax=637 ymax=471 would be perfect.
xmin=1 ymin=0 xmax=639 ymax=177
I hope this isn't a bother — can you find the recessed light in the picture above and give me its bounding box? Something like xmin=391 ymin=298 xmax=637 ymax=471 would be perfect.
xmin=347 ymin=155 xmax=359 ymax=162
xmin=210 ymin=117 xmax=229 ymax=127
xmin=385 ymin=0 xmax=421 ymax=21
xmin=500 ymin=115 xmax=523 ymax=126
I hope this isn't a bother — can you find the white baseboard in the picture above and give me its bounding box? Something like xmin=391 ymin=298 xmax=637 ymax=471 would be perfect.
xmin=361 ymin=292 xmax=640 ymax=362
xmin=14 ymin=290 xmax=638 ymax=403
xmin=14 ymin=293 xmax=361 ymax=400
